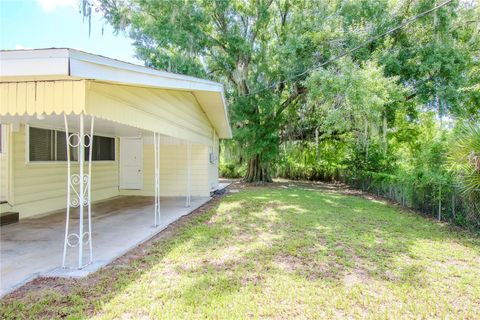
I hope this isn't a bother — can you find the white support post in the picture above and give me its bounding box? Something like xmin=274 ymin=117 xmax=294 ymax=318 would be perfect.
xmin=153 ymin=132 xmax=161 ymax=227
xmin=186 ymin=143 xmax=192 ymax=207
xmin=157 ymin=134 xmax=161 ymax=224
xmin=62 ymin=114 xmax=71 ymax=269
xmin=62 ymin=113 xmax=94 ymax=269
xmin=78 ymin=114 xmax=84 ymax=269
xmin=154 ymin=133 xmax=157 ymax=226
xmin=87 ymin=117 xmax=94 ymax=264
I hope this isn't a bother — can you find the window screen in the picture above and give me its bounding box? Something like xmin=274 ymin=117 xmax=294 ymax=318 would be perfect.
xmin=56 ymin=131 xmax=78 ymax=161
xmin=29 ymin=127 xmax=55 ymax=161
xmin=86 ymin=136 xmax=115 ymax=161
xmin=29 ymin=126 xmax=114 ymax=162
xmin=56 ymin=131 xmax=68 ymax=161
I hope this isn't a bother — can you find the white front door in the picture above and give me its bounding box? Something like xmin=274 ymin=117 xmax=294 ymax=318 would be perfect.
xmin=120 ymin=137 xmax=143 ymax=189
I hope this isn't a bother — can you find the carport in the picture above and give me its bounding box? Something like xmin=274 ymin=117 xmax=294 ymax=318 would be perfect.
xmin=0 ymin=195 xmax=210 ymax=296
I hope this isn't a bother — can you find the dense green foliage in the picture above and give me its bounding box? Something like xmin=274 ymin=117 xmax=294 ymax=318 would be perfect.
xmin=3 ymin=184 xmax=480 ymax=318
xmin=98 ymin=0 xmax=330 ymax=182
xmin=229 ymin=0 xmax=477 ymax=228
xmin=93 ymin=0 xmax=479 ymax=227
xmin=285 ymin=1 xmax=479 ymax=228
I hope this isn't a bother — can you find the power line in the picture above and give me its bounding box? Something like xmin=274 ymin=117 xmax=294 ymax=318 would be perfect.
xmin=243 ymin=0 xmax=454 ymax=97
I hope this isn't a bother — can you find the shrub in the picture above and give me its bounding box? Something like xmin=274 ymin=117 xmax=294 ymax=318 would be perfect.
xmin=219 ymin=162 xmax=245 ymax=179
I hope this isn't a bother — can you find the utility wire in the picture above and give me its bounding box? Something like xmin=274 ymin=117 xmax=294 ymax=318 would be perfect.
xmin=243 ymin=0 xmax=454 ymax=97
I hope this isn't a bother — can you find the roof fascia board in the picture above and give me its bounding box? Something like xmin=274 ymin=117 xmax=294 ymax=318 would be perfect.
xmin=0 ymin=49 xmax=69 ymax=79
xmin=68 ymin=49 xmax=223 ymax=92
xmin=0 ymin=48 xmax=232 ymax=139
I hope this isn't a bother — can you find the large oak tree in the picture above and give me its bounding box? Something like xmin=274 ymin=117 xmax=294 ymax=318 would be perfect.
xmin=96 ymin=0 xmax=340 ymax=182
xmin=94 ymin=0 xmax=477 ymax=183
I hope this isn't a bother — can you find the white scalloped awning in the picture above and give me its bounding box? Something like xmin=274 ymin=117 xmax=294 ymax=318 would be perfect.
xmin=0 ymin=48 xmax=232 ymax=140
xmin=0 ymin=79 xmax=218 ymax=145
xmin=0 ymin=80 xmax=85 ymax=116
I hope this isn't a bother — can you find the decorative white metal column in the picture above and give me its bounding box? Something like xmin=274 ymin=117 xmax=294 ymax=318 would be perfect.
xmin=186 ymin=143 xmax=192 ymax=207
xmin=153 ymin=132 xmax=161 ymax=227
xmin=62 ymin=113 xmax=94 ymax=269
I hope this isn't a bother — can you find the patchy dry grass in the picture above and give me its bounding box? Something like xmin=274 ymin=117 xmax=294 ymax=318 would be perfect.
xmin=2 ymin=183 xmax=480 ymax=319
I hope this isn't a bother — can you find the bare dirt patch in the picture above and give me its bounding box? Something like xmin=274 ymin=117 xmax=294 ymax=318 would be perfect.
xmin=274 ymin=253 xmax=341 ymax=281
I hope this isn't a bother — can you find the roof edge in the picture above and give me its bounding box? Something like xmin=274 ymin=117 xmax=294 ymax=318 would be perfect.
xmin=67 ymin=48 xmax=224 ymax=90
xmin=0 ymin=48 xmax=231 ymax=139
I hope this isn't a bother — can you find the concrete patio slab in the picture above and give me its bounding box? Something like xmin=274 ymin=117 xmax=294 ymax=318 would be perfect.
xmin=0 ymin=196 xmax=210 ymax=297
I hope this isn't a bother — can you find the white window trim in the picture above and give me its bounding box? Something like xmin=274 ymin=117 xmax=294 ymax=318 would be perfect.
xmin=25 ymin=124 xmax=117 ymax=165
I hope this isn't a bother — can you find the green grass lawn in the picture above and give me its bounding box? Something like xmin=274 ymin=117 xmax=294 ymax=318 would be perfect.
xmin=2 ymin=183 xmax=480 ymax=319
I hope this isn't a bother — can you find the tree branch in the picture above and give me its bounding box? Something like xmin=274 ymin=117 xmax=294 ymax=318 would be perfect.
xmin=274 ymin=86 xmax=306 ymax=120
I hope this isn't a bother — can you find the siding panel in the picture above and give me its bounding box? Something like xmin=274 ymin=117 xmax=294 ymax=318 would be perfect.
xmin=0 ymin=125 xmax=8 ymax=202
xmin=86 ymin=82 xmax=214 ymax=145
xmin=11 ymin=125 xmax=119 ymax=218
xmin=120 ymin=142 xmax=209 ymax=197
xmin=208 ymin=135 xmax=220 ymax=190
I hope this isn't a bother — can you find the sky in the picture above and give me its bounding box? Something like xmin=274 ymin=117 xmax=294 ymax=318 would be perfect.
xmin=0 ymin=0 xmax=142 ymax=64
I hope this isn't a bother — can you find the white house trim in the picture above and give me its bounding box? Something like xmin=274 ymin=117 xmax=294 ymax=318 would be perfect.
xmin=0 ymin=48 xmax=232 ymax=139
xmin=0 ymin=49 xmax=231 ymax=281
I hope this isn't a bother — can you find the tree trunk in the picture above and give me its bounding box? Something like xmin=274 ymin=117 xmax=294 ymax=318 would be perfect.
xmin=383 ymin=114 xmax=388 ymax=155
xmin=364 ymin=120 xmax=369 ymax=160
xmin=244 ymin=154 xmax=272 ymax=183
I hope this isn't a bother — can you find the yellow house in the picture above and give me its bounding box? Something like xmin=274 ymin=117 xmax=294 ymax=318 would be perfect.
xmin=0 ymin=48 xmax=231 ymax=294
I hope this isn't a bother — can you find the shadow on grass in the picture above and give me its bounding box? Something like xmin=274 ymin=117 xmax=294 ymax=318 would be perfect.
xmin=175 ymin=186 xmax=480 ymax=296
xmin=1 ymin=184 xmax=480 ymax=319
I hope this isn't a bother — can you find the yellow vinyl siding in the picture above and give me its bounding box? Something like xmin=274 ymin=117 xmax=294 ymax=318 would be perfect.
xmin=160 ymin=144 xmax=209 ymax=196
xmin=0 ymin=125 xmax=8 ymax=202
xmin=86 ymin=82 xmax=213 ymax=145
xmin=0 ymin=155 xmax=7 ymax=201
xmin=1 ymin=79 xmax=222 ymax=218
xmin=10 ymin=125 xmax=119 ymax=219
xmin=208 ymin=135 xmax=220 ymax=190
xmin=1 ymin=81 xmax=215 ymax=147
xmin=120 ymin=143 xmax=210 ymax=197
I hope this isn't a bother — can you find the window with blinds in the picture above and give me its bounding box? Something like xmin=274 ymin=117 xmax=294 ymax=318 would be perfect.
xmin=29 ymin=127 xmax=55 ymax=161
xmin=29 ymin=126 xmax=115 ymax=162
xmin=86 ymin=136 xmax=115 ymax=161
